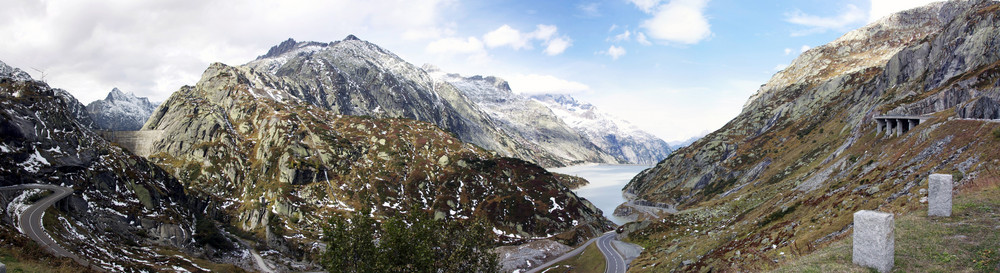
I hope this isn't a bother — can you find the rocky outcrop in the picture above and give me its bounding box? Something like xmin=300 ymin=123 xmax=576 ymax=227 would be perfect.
xmin=532 ymin=94 xmax=672 ymax=165
xmin=86 ymin=88 xmax=159 ymax=131
xmin=620 ymin=1 xmax=1000 ymax=271
xmin=957 ymin=96 xmax=1000 ymax=119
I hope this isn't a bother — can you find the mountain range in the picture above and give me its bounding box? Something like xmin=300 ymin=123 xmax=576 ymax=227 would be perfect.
xmin=530 ymin=94 xmax=672 ymax=165
xmin=427 ymin=67 xmax=671 ymax=165
xmin=0 ymin=37 xmax=634 ymax=271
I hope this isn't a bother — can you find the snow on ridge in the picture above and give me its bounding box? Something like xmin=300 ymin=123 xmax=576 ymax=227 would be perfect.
xmin=532 ymin=94 xmax=660 ymax=141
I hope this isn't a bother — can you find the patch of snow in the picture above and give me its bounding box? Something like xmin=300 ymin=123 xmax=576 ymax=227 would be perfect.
xmin=17 ymin=149 xmax=50 ymax=172
xmin=548 ymin=197 xmax=564 ymax=213
xmin=6 ymin=189 xmax=43 ymax=233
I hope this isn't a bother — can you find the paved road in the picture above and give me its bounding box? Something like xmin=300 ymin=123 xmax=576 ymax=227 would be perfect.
xmin=527 ymin=231 xmax=627 ymax=273
xmin=525 ymin=235 xmax=602 ymax=273
xmin=0 ymin=184 xmax=87 ymax=266
xmin=596 ymin=232 xmax=627 ymax=273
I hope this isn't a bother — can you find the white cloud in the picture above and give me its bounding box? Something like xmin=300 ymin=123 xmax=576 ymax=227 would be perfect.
xmin=482 ymin=24 xmax=565 ymax=52
xmin=869 ymin=0 xmax=940 ymax=22
xmin=477 ymin=24 xmax=570 ymax=55
xmin=603 ymin=45 xmax=627 ymax=60
xmin=578 ymin=2 xmax=601 ymax=17
xmin=504 ymin=74 xmax=590 ymax=95
xmin=800 ymin=45 xmax=811 ymax=53
xmin=483 ymin=25 xmax=529 ymax=50
xmin=425 ymin=36 xmax=491 ymax=64
xmin=544 ymin=37 xmax=572 ymax=56
xmin=640 ymin=0 xmax=712 ymax=44
xmin=785 ymin=4 xmax=866 ymax=35
xmin=628 ymin=0 xmax=665 ymax=13
xmin=611 ymin=30 xmax=632 ymax=42
xmin=784 ymin=48 xmax=792 ymax=55
xmin=774 ymin=64 xmax=788 ymax=71
xmin=636 ymin=32 xmax=652 ymax=46
xmin=426 ymin=37 xmax=485 ymax=55
xmin=532 ymin=24 xmax=558 ymax=41
xmin=0 ymin=0 xmax=456 ymax=104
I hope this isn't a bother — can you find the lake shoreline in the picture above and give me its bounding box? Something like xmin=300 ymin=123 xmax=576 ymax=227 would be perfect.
xmin=547 ymin=164 xmax=651 ymax=225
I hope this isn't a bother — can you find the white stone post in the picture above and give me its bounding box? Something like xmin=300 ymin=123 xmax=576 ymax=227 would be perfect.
xmin=853 ymin=210 xmax=894 ymax=273
xmin=929 ymin=174 xmax=953 ymax=217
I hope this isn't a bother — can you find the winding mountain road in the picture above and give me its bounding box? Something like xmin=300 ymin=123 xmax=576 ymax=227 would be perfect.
xmin=596 ymin=232 xmax=627 ymax=273
xmin=0 ymin=184 xmax=87 ymax=265
xmin=527 ymin=231 xmax=628 ymax=273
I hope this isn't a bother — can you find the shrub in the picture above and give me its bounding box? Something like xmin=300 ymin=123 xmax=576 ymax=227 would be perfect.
xmin=321 ymin=207 xmax=500 ymax=272
xmin=952 ymin=170 xmax=964 ymax=182
xmin=759 ymin=203 xmax=800 ymax=227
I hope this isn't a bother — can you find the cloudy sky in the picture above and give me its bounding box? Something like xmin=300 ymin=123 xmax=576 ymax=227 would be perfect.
xmin=0 ymin=0 xmax=940 ymax=142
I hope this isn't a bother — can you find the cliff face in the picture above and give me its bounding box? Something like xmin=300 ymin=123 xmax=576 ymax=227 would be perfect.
xmin=620 ymin=1 xmax=1000 ymax=271
xmin=143 ymin=60 xmax=613 ymax=253
xmin=0 ymin=61 xmax=205 ymax=270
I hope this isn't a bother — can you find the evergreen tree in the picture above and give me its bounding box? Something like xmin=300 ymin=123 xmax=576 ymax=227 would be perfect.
xmin=320 ymin=207 xmax=500 ymax=273
xmin=322 ymin=207 xmax=382 ymax=273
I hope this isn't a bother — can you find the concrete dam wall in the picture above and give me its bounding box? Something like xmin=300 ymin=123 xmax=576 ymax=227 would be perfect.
xmin=96 ymin=130 xmax=164 ymax=157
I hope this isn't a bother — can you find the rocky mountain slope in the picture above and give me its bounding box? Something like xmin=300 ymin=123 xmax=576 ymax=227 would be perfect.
xmin=618 ymin=0 xmax=1000 ymax=271
xmin=85 ymin=88 xmax=159 ymax=131
xmin=240 ymin=37 xmax=584 ymax=167
xmin=0 ymin=61 xmax=221 ymax=271
xmin=427 ymin=68 xmax=623 ymax=166
xmin=532 ymin=94 xmax=673 ymax=165
xmin=141 ymin=55 xmax=614 ymax=265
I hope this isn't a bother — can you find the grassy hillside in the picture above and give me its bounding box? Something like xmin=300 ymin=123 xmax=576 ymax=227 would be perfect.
xmin=622 ymin=113 xmax=1000 ymax=272
xmin=541 ymin=242 xmax=606 ymax=273
xmin=772 ymin=178 xmax=1000 ymax=272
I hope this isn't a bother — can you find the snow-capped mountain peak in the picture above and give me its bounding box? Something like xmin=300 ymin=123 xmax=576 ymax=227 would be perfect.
xmin=531 ymin=94 xmax=672 ymax=165
xmin=85 ymin=88 xmax=159 ymax=131
xmin=430 ymin=66 xmax=672 ymax=165
xmin=0 ymin=60 xmax=33 ymax=82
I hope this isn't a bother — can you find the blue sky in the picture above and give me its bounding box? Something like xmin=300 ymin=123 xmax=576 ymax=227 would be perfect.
xmin=0 ymin=0 xmax=938 ymax=142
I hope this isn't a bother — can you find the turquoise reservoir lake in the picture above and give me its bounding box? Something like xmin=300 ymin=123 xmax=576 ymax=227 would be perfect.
xmin=549 ymin=164 xmax=651 ymax=225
